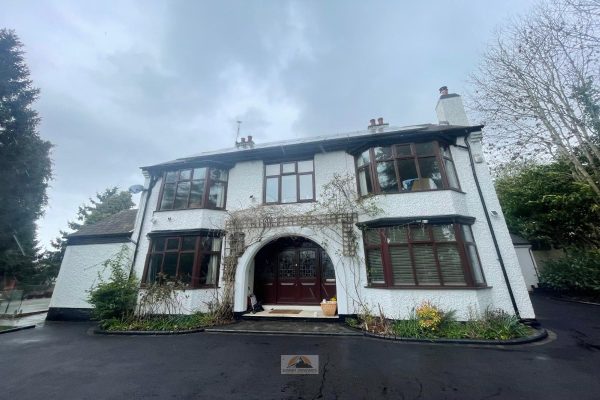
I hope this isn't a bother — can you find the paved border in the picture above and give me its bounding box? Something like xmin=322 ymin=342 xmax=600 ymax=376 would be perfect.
xmin=0 ymin=325 xmax=36 ymax=335
xmin=93 ymin=327 xmax=205 ymax=336
xmin=358 ymin=327 xmax=548 ymax=345
xmin=204 ymin=326 xmax=362 ymax=337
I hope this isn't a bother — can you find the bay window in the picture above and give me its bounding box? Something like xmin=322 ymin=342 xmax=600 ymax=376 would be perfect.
xmin=363 ymin=223 xmax=485 ymax=288
xmin=356 ymin=141 xmax=460 ymax=196
xmin=143 ymin=234 xmax=222 ymax=288
xmin=159 ymin=167 xmax=228 ymax=210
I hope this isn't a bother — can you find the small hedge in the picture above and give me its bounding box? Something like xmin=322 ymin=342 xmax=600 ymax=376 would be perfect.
xmin=539 ymin=250 xmax=600 ymax=297
xmin=101 ymin=313 xmax=216 ymax=332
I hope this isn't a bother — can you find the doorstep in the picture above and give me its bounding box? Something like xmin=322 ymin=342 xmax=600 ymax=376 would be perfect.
xmin=205 ymin=319 xmax=361 ymax=337
xmin=242 ymin=304 xmax=339 ymax=321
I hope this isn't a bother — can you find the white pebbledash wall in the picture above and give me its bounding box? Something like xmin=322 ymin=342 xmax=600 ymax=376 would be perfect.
xmin=127 ymin=92 xmax=535 ymax=320
xmin=50 ymin=242 xmax=134 ymax=310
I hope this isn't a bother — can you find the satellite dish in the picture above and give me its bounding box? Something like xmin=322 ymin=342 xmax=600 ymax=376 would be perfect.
xmin=128 ymin=184 xmax=145 ymax=194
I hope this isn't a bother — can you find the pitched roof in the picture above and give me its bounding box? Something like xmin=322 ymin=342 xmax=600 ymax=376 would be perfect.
xmin=510 ymin=233 xmax=530 ymax=245
xmin=68 ymin=209 xmax=138 ymax=238
xmin=142 ymin=123 xmax=484 ymax=172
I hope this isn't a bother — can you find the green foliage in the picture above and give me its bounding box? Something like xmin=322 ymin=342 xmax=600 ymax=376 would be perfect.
xmin=102 ymin=313 xmax=216 ymax=331
xmin=354 ymin=305 xmax=531 ymax=340
xmin=0 ymin=29 xmax=53 ymax=284
xmin=539 ymin=250 xmax=600 ymax=295
xmin=88 ymin=246 xmax=138 ymax=322
xmin=495 ymin=161 xmax=600 ymax=248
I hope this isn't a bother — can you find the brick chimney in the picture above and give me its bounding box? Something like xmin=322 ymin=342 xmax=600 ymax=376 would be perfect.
xmin=435 ymin=86 xmax=469 ymax=126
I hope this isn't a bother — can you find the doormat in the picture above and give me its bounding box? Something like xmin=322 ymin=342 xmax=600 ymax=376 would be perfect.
xmin=268 ymin=309 xmax=302 ymax=314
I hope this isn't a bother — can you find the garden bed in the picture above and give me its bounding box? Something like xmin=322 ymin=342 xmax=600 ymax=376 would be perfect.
xmin=95 ymin=313 xmax=233 ymax=335
xmin=345 ymin=302 xmax=543 ymax=344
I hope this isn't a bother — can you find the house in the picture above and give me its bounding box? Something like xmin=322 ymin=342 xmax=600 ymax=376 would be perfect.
xmin=48 ymin=88 xmax=535 ymax=321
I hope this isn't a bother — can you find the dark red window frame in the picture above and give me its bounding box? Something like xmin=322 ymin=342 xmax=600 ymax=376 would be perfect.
xmin=356 ymin=141 xmax=460 ymax=196
xmin=142 ymin=234 xmax=222 ymax=288
xmin=158 ymin=167 xmax=228 ymax=211
xmin=363 ymin=223 xmax=485 ymax=288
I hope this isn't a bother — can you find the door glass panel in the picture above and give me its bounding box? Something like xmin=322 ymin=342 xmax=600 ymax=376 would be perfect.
xmin=152 ymin=237 xmax=166 ymax=252
xmin=321 ymin=251 xmax=335 ymax=280
xmin=281 ymin=175 xmax=297 ymax=203
xmin=299 ymin=174 xmax=313 ymax=200
xmin=165 ymin=171 xmax=178 ymax=183
xmin=210 ymin=168 xmax=228 ymax=181
xmin=278 ymin=251 xmax=295 ymax=278
xmin=299 ymin=250 xmax=316 ymax=278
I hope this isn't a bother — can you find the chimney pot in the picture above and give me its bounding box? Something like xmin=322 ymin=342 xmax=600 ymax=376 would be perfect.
xmin=369 ymin=118 xmax=376 ymax=127
xmin=241 ymin=137 xmax=246 ymax=142
xmin=377 ymin=117 xmax=384 ymax=125
xmin=247 ymin=135 xmax=253 ymax=142
xmin=439 ymin=86 xmax=449 ymax=96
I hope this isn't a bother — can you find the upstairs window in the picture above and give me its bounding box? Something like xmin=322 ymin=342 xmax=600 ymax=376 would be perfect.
xmin=363 ymin=223 xmax=485 ymax=288
xmin=264 ymin=160 xmax=315 ymax=204
xmin=356 ymin=141 xmax=460 ymax=196
xmin=159 ymin=167 xmax=228 ymax=210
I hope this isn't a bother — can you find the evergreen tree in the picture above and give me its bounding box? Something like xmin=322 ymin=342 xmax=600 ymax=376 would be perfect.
xmin=0 ymin=29 xmax=53 ymax=285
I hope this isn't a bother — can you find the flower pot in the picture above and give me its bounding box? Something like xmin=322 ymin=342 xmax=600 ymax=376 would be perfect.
xmin=320 ymin=302 xmax=337 ymax=316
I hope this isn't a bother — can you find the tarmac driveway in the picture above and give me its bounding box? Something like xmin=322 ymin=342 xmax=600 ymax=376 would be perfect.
xmin=1 ymin=294 xmax=599 ymax=400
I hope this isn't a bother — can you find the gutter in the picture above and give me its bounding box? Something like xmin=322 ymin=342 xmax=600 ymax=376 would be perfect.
xmin=463 ymin=134 xmax=521 ymax=319
xmin=129 ymin=175 xmax=158 ymax=278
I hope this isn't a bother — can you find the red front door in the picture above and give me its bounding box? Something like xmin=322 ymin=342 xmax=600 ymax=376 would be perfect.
xmin=254 ymin=238 xmax=336 ymax=305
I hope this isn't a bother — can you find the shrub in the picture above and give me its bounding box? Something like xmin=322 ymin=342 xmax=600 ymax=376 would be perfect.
xmin=88 ymin=246 xmax=138 ymax=323
xmin=415 ymin=301 xmax=443 ymax=332
xmin=539 ymin=250 xmax=600 ymax=295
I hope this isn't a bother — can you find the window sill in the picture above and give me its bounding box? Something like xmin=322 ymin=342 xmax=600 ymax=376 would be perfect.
xmin=364 ymin=285 xmax=492 ymax=290
xmin=140 ymin=285 xmax=220 ymax=290
xmin=360 ymin=188 xmax=466 ymax=197
xmin=153 ymin=207 xmax=227 ymax=214
xmin=263 ymin=200 xmax=316 ymax=206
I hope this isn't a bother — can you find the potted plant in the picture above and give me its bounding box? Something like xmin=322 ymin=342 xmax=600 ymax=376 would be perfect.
xmin=320 ymin=297 xmax=337 ymax=316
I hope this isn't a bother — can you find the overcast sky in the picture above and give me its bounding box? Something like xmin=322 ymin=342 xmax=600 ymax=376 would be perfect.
xmin=1 ymin=0 xmax=535 ymax=249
